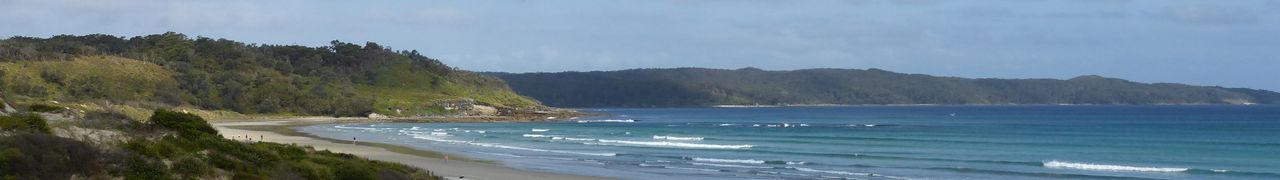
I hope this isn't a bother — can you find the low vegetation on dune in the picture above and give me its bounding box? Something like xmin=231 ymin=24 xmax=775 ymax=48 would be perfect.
xmin=0 ymin=33 xmax=543 ymax=117
xmin=0 ymin=109 xmax=441 ymax=180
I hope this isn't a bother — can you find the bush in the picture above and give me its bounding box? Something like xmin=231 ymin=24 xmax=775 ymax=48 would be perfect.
xmin=0 ymin=133 xmax=117 ymax=179
xmin=148 ymin=109 xmax=216 ymax=136
xmin=25 ymin=104 xmax=62 ymax=113
xmin=0 ymin=113 xmax=51 ymax=134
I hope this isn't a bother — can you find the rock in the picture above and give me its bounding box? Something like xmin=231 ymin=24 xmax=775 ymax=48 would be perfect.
xmin=470 ymin=105 xmax=498 ymax=115
xmin=0 ymin=96 xmax=15 ymax=115
xmin=367 ymin=113 xmax=389 ymax=119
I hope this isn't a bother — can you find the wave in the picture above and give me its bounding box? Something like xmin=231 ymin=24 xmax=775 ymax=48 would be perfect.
xmin=789 ymin=167 xmax=910 ymax=179
xmin=593 ymin=139 xmax=754 ymax=149
xmin=576 ymin=119 xmax=635 ymax=123
xmin=790 ymin=167 xmax=873 ymax=176
xmin=333 ymin=125 xmax=390 ymax=131
xmin=690 ymin=162 xmax=772 ymax=169
xmin=653 ymin=135 xmax=704 ymax=141
xmin=472 ymin=151 xmax=523 ymax=158
xmin=665 ymin=166 xmax=723 ymax=172
xmin=407 ymin=132 xmax=614 ymax=156
xmin=531 ymin=128 xmax=550 ymax=132
xmin=429 ymin=132 xmax=449 ymax=136
xmin=471 ymin=142 xmax=619 ymax=157
xmin=553 ymin=137 xmax=596 ymax=141
xmin=717 ymin=123 xmax=738 ymax=126
xmin=692 ymin=157 xmax=765 ymax=164
xmin=522 ymin=134 xmax=549 ymax=138
xmin=767 ymin=161 xmax=808 ymax=165
xmin=1043 ymin=161 xmax=1187 ymax=172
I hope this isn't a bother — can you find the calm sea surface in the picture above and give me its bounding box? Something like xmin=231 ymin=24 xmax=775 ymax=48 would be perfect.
xmin=299 ymin=106 xmax=1280 ymax=180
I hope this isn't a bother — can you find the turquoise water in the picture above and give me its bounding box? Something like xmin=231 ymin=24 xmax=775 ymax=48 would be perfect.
xmin=298 ymin=106 xmax=1280 ymax=180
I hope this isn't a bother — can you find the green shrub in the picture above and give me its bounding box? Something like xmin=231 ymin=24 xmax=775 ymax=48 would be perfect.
xmin=170 ymin=155 xmax=210 ymax=178
xmin=0 ymin=133 xmax=116 ymax=179
xmin=0 ymin=113 xmax=51 ymax=134
xmin=25 ymin=104 xmax=62 ymax=113
xmin=148 ymin=109 xmax=216 ymax=136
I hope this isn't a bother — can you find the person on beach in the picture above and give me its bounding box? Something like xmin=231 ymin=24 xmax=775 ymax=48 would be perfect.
xmin=352 ymin=137 xmax=357 ymax=144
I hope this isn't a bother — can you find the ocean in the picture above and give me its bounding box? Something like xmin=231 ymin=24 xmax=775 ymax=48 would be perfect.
xmin=298 ymin=106 xmax=1280 ymax=180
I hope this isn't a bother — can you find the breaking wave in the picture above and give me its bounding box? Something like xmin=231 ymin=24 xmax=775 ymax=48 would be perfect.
xmin=653 ymin=135 xmax=704 ymax=141
xmin=692 ymin=157 xmax=765 ymax=164
xmin=592 ymin=139 xmax=754 ymax=149
xmin=1043 ymin=161 xmax=1188 ymax=172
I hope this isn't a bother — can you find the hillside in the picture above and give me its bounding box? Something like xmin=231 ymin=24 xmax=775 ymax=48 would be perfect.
xmin=492 ymin=68 xmax=1280 ymax=107
xmin=0 ymin=33 xmax=542 ymax=117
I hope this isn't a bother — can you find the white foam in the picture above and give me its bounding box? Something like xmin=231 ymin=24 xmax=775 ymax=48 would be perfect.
xmin=718 ymin=123 xmax=738 ymax=126
xmin=522 ymin=134 xmax=548 ymax=138
xmin=1043 ymin=161 xmax=1188 ymax=172
xmin=692 ymin=157 xmax=765 ymax=164
xmin=653 ymin=135 xmax=705 ymax=141
xmin=473 ymin=151 xmax=523 ymax=158
xmin=791 ymin=167 xmax=873 ymax=176
xmin=470 ymin=142 xmax=616 ymax=157
xmin=476 ymin=130 xmax=486 ymax=133
xmin=531 ymin=128 xmax=550 ymax=132
xmin=429 ymin=132 xmax=449 ymax=136
xmin=563 ymin=137 xmax=596 ymax=141
xmin=639 ymin=163 xmax=664 ymax=167
xmin=786 ymin=161 xmax=809 ymax=165
xmin=594 ymin=139 xmax=754 ymax=149
xmin=576 ymin=119 xmax=636 ymax=123
xmin=409 ymin=126 xmax=421 ymax=130
xmin=690 ymin=162 xmax=772 ymax=169
xmin=666 ymin=166 xmax=722 ymax=172
xmin=408 ymin=133 xmax=614 ymax=157
xmin=333 ymin=125 xmax=387 ymax=131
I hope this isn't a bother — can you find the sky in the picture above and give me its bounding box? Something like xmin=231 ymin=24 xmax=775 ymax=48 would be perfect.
xmin=2 ymin=0 xmax=1278 ymax=91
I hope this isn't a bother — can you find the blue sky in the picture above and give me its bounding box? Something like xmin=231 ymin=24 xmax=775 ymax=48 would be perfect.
xmin=2 ymin=0 xmax=1278 ymax=90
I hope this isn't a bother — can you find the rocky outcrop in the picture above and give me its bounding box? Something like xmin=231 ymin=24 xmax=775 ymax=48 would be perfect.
xmin=0 ymin=95 xmax=15 ymax=115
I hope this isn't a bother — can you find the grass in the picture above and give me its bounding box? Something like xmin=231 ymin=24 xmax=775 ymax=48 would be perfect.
xmin=0 ymin=56 xmax=179 ymax=102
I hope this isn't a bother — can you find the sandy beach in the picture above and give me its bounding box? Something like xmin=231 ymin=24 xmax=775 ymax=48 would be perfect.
xmin=212 ymin=119 xmax=608 ymax=180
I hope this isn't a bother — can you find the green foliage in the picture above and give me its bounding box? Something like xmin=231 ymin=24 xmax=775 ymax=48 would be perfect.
xmin=105 ymin=110 xmax=439 ymax=179
xmin=494 ymin=68 xmax=1280 ymax=107
xmin=0 ymin=113 xmax=51 ymax=134
xmin=0 ymin=133 xmax=116 ymax=180
xmin=25 ymin=104 xmax=60 ymax=112
xmin=0 ymin=33 xmax=542 ymax=117
xmin=148 ymin=110 xmax=217 ymax=136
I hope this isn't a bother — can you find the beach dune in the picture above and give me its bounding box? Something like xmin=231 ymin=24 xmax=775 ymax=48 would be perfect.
xmin=213 ymin=120 xmax=607 ymax=180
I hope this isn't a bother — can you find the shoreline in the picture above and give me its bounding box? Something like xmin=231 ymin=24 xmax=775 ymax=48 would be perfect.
xmin=211 ymin=118 xmax=609 ymax=180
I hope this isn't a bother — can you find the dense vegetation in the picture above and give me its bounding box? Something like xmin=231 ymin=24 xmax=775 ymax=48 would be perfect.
xmin=0 ymin=33 xmax=541 ymax=117
xmin=0 ymin=109 xmax=440 ymax=179
xmin=493 ymin=68 xmax=1280 ymax=107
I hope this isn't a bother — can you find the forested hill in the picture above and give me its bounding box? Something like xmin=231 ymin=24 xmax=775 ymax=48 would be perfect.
xmin=0 ymin=33 xmax=541 ymax=117
xmin=491 ymin=68 xmax=1280 ymax=107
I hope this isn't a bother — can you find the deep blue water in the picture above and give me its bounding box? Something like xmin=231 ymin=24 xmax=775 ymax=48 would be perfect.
xmin=299 ymin=106 xmax=1280 ymax=180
